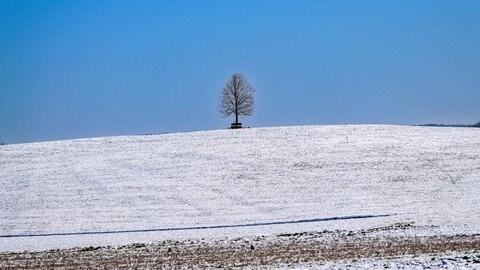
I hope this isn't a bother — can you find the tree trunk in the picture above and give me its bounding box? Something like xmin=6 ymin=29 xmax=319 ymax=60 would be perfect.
xmin=235 ymin=112 xmax=238 ymax=124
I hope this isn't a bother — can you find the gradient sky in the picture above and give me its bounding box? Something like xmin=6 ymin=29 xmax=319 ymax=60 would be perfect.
xmin=1 ymin=1 xmax=479 ymax=143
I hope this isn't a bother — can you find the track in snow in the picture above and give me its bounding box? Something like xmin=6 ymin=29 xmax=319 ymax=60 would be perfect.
xmin=0 ymin=214 xmax=390 ymax=238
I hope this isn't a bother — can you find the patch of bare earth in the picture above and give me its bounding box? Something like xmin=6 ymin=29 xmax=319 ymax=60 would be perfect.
xmin=1 ymin=224 xmax=479 ymax=269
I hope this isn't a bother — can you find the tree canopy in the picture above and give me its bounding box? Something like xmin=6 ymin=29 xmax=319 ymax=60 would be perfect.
xmin=218 ymin=73 xmax=255 ymax=126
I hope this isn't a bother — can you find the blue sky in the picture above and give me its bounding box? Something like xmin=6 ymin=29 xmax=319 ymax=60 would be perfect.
xmin=1 ymin=1 xmax=479 ymax=143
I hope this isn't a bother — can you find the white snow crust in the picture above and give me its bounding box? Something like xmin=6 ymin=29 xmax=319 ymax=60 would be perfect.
xmin=289 ymin=252 xmax=480 ymax=269
xmin=1 ymin=125 xmax=479 ymax=252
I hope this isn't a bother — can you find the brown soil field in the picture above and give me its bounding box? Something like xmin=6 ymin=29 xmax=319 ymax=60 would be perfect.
xmin=1 ymin=225 xmax=479 ymax=269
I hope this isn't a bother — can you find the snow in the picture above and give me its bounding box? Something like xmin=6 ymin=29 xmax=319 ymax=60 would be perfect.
xmin=1 ymin=125 xmax=479 ymax=252
xmin=289 ymin=252 xmax=480 ymax=269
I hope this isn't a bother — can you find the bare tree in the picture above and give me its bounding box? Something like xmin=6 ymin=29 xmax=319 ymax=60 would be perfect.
xmin=218 ymin=73 xmax=255 ymax=128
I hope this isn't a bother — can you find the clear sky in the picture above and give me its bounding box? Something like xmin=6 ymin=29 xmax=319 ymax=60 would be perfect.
xmin=1 ymin=1 xmax=479 ymax=143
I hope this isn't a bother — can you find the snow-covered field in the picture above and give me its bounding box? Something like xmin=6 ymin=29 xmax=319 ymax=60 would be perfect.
xmin=1 ymin=125 xmax=479 ymax=253
xmin=295 ymin=252 xmax=480 ymax=269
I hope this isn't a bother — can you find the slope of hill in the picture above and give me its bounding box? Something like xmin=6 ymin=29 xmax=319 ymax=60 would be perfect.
xmin=1 ymin=125 xmax=479 ymax=252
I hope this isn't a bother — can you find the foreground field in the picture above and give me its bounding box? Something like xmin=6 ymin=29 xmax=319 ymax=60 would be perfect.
xmin=1 ymin=125 xmax=479 ymax=266
xmin=1 ymin=224 xmax=479 ymax=269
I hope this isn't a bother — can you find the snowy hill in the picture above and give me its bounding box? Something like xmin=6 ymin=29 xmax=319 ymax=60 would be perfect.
xmin=1 ymin=125 xmax=479 ymax=252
